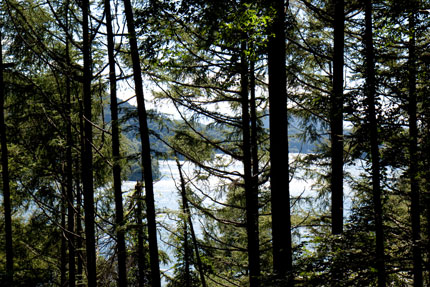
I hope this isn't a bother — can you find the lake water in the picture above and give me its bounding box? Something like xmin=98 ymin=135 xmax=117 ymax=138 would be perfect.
xmin=120 ymin=154 xmax=360 ymax=284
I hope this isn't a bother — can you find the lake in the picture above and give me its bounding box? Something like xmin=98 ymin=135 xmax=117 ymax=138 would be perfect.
xmin=120 ymin=154 xmax=360 ymax=284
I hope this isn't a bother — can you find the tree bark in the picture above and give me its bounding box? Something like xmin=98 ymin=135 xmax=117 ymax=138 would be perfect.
xmin=121 ymin=1 xmax=161 ymax=286
xmin=176 ymin=158 xmax=207 ymax=287
xmin=241 ymin=40 xmax=260 ymax=287
xmin=180 ymin=173 xmax=191 ymax=287
xmin=364 ymin=1 xmax=386 ymax=285
xmin=65 ymin=3 xmax=76 ymax=284
xmin=135 ymin=182 xmax=146 ymax=287
xmin=61 ymin=188 xmax=67 ymax=287
xmin=81 ymin=0 xmax=97 ymax=284
xmin=76 ymin=130 xmax=84 ymax=287
xmin=105 ymin=0 xmax=127 ymax=285
xmin=0 ymin=26 xmax=14 ymax=287
xmin=408 ymin=6 xmax=423 ymax=287
xmin=331 ymin=0 xmax=344 ymax=236
xmin=250 ymin=60 xmax=259 ymax=193
xmin=267 ymin=0 xmax=293 ymax=285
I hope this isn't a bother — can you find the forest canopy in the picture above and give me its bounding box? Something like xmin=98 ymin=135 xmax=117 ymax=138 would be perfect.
xmin=1 ymin=0 xmax=430 ymax=286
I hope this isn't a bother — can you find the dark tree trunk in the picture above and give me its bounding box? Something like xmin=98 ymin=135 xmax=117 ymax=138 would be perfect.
xmin=408 ymin=7 xmax=423 ymax=287
xmin=76 ymin=136 xmax=84 ymax=287
xmin=65 ymin=4 xmax=76 ymax=285
xmin=180 ymin=170 xmax=191 ymax=287
xmin=267 ymin=0 xmax=293 ymax=285
xmin=61 ymin=189 xmax=67 ymax=287
xmin=0 ymin=26 xmax=14 ymax=287
xmin=121 ymin=1 xmax=160 ymax=286
xmin=176 ymin=158 xmax=207 ymax=287
xmin=81 ymin=0 xmax=97 ymax=284
xmin=135 ymin=182 xmax=146 ymax=287
xmin=331 ymin=0 xmax=344 ymax=236
xmin=241 ymin=40 xmax=260 ymax=287
xmin=105 ymin=0 xmax=127 ymax=285
xmin=364 ymin=1 xmax=386 ymax=286
xmin=250 ymin=60 xmax=259 ymax=190
xmin=183 ymin=209 xmax=191 ymax=287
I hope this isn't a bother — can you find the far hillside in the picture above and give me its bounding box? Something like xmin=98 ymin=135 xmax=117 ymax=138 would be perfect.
xmin=104 ymin=102 xmax=320 ymax=180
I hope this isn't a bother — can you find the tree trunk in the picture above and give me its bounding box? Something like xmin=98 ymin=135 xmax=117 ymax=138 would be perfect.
xmin=0 ymin=26 xmax=14 ymax=287
xmin=180 ymin=174 xmax=191 ymax=287
xmin=408 ymin=6 xmax=423 ymax=287
xmin=121 ymin=1 xmax=160 ymax=286
xmin=176 ymin=158 xmax=207 ymax=287
xmin=105 ymin=0 xmax=127 ymax=285
xmin=76 ymin=127 xmax=84 ymax=287
xmin=250 ymin=60 xmax=259 ymax=193
xmin=135 ymin=182 xmax=146 ymax=287
xmin=61 ymin=188 xmax=67 ymax=287
xmin=364 ymin=1 xmax=386 ymax=285
xmin=81 ymin=0 xmax=97 ymax=284
xmin=267 ymin=0 xmax=293 ymax=285
xmin=241 ymin=40 xmax=260 ymax=287
xmin=331 ymin=0 xmax=344 ymax=236
xmin=65 ymin=3 xmax=76 ymax=284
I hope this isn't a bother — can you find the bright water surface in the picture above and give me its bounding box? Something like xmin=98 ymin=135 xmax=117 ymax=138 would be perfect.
xmin=121 ymin=155 xmax=360 ymax=285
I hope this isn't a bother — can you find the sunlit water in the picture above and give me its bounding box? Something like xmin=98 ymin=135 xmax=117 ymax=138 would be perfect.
xmin=120 ymin=154 xmax=360 ymax=285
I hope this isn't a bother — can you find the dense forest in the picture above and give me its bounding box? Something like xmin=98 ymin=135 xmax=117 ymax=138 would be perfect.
xmin=1 ymin=0 xmax=430 ymax=286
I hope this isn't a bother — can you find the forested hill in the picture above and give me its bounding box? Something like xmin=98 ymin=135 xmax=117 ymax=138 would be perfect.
xmin=105 ymin=101 xmax=318 ymax=158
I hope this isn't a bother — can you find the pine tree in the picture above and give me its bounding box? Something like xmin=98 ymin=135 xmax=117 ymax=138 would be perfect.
xmin=267 ymin=0 xmax=293 ymax=284
xmin=0 ymin=18 xmax=14 ymax=287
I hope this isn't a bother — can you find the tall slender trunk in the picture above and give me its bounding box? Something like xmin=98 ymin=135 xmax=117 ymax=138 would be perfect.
xmin=76 ymin=130 xmax=84 ymax=287
xmin=61 ymin=188 xmax=67 ymax=287
xmin=250 ymin=60 xmax=259 ymax=190
xmin=135 ymin=182 xmax=146 ymax=287
xmin=81 ymin=0 xmax=97 ymax=284
xmin=65 ymin=3 xmax=76 ymax=285
xmin=179 ymin=169 xmax=191 ymax=287
xmin=0 ymin=26 xmax=14 ymax=287
xmin=408 ymin=7 xmax=423 ymax=287
xmin=175 ymin=158 xmax=207 ymax=287
xmin=105 ymin=0 xmax=127 ymax=285
xmin=331 ymin=0 xmax=344 ymax=236
xmin=121 ymin=1 xmax=160 ymax=286
xmin=364 ymin=1 xmax=386 ymax=285
xmin=241 ymin=40 xmax=260 ymax=287
xmin=267 ymin=0 xmax=293 ymax=285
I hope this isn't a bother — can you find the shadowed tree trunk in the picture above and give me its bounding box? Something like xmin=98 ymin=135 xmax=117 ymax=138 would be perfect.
xmin=134 ymin=182 xmax=146 ymax=287
xmin=267 ymin=0 xmax=293 ymax=285
xmin=61 ymin=188 xmax=67 ymax=287
xmin=241 ymin=39 xmax=260 ymax=287
xmin=331 ymin=0 xmax=344 ymax=236
xmin=0 ymin=25 xmax=14 ymax=287
xmin=250 ymin=60 xmax=259 ymax=198
xmin=408 ymin=4 xmax=422 ymax=287
xmin=104 ymin=0 xmax=127 ymax=285
xmin=81 ymin=0 xmax=97 ymax=284
xmin=176 ymin=158 xmax=207 ymax=287
xmin=64 ymin=2 xmax=76 ymax=284
xmin=76 ymin=138 xmax=84 ymax=287
xmin=364 ymin=1 xmax=386 ymax=285
xmin=180 ymin=170 xmax=191 ymax=287
xmin=121 ymin=1 xmax=161 ymax=285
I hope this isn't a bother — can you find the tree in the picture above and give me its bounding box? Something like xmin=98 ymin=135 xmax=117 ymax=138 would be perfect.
xmin=0 ymin=16 xmax=14 ymax=287
xmin=267 ymin=0 xmax=293 ymax=285
xmin=121 ymin=0 xmax=161 ymax=285
xmin=104 ymin=0 xmax=127 ymax=284
xmin=331 ymin=0 xmax=344 ymax=236
xmin=364 ymin=0 xmax=386 ymax=285
xmin=407 ymin=2 xmax=423 ymax=286
xmin=81 ymin=0 xmax=97 ymax=283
